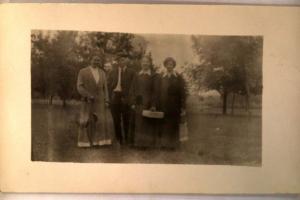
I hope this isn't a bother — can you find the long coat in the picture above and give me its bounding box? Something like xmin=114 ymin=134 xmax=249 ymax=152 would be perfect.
xmin=153 ymin=72 xmax=186 ymax=149
xmin=77 ymin=66 xmax=114 ymax=147
xmin=129 ymin=71 xmax=157 ymax=147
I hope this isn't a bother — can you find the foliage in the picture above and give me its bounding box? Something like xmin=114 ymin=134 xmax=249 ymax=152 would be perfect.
xmin=31 ymin=30 xmax=147 ymax=105
xmin=185 ymin=36 xmax=263 ymax=114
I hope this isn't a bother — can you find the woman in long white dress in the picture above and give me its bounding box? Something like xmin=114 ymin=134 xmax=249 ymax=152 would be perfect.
xmin=77 ymin=54 xmax=114 ymax=147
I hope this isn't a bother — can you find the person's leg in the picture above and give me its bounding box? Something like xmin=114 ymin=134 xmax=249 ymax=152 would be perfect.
xmin=111 ymin=104 xmax=122 ymax=144
xmin=111 ymin=93 xmax=123 ymax=145
xmin=128 ymin=105 xmax=136 ymax=146
xmin=121 ymin=103 xmax=131 ymax=144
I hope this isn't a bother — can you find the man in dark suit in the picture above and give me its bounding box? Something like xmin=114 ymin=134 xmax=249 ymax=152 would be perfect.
xmin=108 ymin=53 xmax=136 ymax=145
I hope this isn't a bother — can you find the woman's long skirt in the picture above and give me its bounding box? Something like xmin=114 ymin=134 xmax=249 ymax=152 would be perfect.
xmin=78 ymin=100 xmax=114 ymax=147
xmin=132 ymin=106 xmax=157 ymax=148
xmin=157 ymin=113 xmax=180 ymax=149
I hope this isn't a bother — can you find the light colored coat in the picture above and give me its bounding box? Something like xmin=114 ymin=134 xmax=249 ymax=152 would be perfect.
xmin=77 ymin=66 xmax=113 ymax=147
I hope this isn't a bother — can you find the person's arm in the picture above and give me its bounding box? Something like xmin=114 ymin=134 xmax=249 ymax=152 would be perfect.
xmin=179 ymin=74 xmax=187 ymax=111
xmin=103 ymin=71 xmax=109 ymax=104
xmin=77 ymin=69 xmax=92 ymax=99
xmin=129 ymin=73 xmax=137 ymax=108
xmin=106 ymin=70 xmax=114 ymax=100
xmin=151 ymin=73 xmax=160 ymax=110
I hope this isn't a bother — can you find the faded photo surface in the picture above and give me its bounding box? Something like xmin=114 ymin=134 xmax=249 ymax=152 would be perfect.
xmin=31 ymin=30 xmax=263 ymax=166
xmin=1 ymin=3 xmax=300 ymax=194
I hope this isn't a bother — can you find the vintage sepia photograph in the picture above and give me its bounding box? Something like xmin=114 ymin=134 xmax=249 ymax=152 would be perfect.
xmin=31 ymin=30 xmax=263 ymax=166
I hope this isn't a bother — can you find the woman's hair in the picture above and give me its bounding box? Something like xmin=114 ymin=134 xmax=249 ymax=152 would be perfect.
xmin=140 ymin=55 xmax=154 ymax=72
xmin=163 ymin=57 xmax=176 ymax=67
xmin=90 ymin=48 xmax=105 ymax=63
xmin=141 ymin=56 xmax=152 ymax=63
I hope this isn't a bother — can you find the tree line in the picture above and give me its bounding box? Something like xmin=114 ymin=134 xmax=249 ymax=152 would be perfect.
xmin=31 ymin=30 xmax=148 ymax=106
xmin=31 ymin=30 xmax=263 ymax=114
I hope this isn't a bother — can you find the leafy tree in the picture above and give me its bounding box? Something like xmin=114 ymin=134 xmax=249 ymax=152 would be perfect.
xmin=74 ymin=32 xmax=147 ymax=71
xmin=31 ymin=30 xmax=79 ymax=106
xmin=31 ymin=31 xmax=55 ymax=100
xmin=31 ymin=30 xmax=148 ymax=106
xmin=185 ymin=36 xmax=263 ymax=114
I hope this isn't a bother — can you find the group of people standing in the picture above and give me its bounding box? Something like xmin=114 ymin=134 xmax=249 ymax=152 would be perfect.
xmin=77 ymin=52 xmax=186 ymax=150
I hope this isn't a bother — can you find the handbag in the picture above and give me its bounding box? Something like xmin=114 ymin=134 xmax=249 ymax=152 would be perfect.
xmin=142 ymin=110 xmax=164 ymax=119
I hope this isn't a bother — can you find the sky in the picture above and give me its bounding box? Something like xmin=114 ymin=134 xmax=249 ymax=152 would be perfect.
xmin=140 ymin=34 xmax=200 ymax=70
xmin=34 ymin=30 xmax=200 ymax=70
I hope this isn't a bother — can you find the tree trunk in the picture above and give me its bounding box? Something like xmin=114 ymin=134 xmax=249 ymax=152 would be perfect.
xmin=62 ymin=99 xmax=67 ymax=107
xmin=245 ymin=94 xmax=251 ymax=116
xmin=49 ymin=95 xmax=53 ymax=105
xmin=245 ymin=95 xmax=249 ymax=112
xmin=231 ymin=93 xmax=235 ymax=115
xmin=244 ymin=77 xmax=251 ymax=114
xmin=222 ymin=91 xmax=228 ymax=115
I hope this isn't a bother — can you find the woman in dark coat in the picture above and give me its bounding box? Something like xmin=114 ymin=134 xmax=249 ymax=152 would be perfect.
xmin=129 ymin=56 xmax=157 ymax=148
xmin=153 ymin=57 xmax=186 ymax=149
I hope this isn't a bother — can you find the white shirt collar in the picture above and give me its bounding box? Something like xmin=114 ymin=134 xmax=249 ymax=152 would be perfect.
xmin=89 ymin=66 xmax=100 ymax=83
xmin=119 ymin=66 xmax=127 ymax=71
xmin=89 ymin=66 xmax=98 ymax=71
xmin=139 ymin=69 xmax=151 ymax=76
xmin=162 ymin=70 xmax=178 ymax=78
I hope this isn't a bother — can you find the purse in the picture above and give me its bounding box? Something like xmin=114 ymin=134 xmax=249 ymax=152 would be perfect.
xmin=142 ymin=110 xmax=164 ymax=119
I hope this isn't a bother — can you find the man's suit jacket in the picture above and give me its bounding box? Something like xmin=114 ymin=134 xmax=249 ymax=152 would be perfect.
xmin=107 ymin=66 xmax=136 ymax=104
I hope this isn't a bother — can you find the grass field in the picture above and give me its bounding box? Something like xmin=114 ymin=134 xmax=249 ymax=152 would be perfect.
xmin=31 ymin=96 xmax=262 ymax=166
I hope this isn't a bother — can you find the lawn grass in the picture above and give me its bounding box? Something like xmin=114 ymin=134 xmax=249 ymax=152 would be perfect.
xmin=31 ymin=97 xmax=261 ymax=166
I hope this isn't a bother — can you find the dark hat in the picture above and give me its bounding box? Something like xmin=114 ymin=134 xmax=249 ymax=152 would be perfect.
xmin=163 ymin=57 xmax=176 ymax=67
